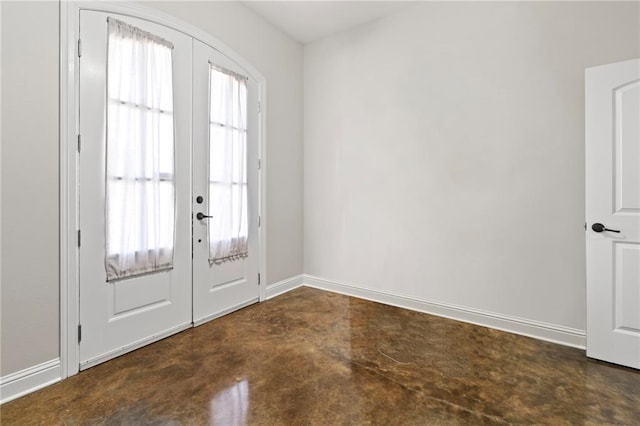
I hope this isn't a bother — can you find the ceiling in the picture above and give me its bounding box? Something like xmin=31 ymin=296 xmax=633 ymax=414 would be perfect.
xmin=241 ymin=1 xmax=412 ymax=44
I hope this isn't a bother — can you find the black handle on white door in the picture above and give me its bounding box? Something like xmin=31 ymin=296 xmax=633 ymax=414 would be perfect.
xmin=196 ymin=212 xmax=212 ymax=220
xmin=592 ymin=223 xmax=620 ymax=233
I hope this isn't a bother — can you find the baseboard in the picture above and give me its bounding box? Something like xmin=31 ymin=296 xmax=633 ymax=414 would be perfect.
xmin=266 ymin=274 xmax=304 ymax=300
xmin=0 ymin=359 xmax=61 ymax=404
xmin=303 ymin=275 xmax=586 ymax=349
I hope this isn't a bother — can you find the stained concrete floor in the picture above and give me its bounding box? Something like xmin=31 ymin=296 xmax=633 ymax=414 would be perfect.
xmin=2 ymin=286 xmax=639 ymax=425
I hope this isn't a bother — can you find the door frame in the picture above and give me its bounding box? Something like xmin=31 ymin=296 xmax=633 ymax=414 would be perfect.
xmin=59 ymin=0 xmax=267 ymax=379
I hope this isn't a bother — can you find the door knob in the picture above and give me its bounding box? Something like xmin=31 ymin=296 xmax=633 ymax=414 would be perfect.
xmin=196 ymin=212 xmax=212 ymax=220
xmin=592 ymin=223 xmax=620 ymax=233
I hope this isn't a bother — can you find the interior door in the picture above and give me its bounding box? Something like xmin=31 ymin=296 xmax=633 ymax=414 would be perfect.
xmin=192 ymin=40 xmax=260 ymax=324
xmin=78 ymin=11 xmax=193 ymax=369
xmin=586 ymin=58 xmax=640 ymax=369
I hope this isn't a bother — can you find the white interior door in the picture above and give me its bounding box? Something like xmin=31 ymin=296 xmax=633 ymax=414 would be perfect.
xmin=192 ymin=40 xmax=260 ymax=324
xmin=78 ymin=11 xmax=193 ymax=369
xmin=586 ymin=58 xmax=640 ymax=369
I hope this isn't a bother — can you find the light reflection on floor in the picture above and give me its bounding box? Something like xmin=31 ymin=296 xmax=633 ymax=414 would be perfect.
xmin=211 ymin=379 xmax=249 ymax=425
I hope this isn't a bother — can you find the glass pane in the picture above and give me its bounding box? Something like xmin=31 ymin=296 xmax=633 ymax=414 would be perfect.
xmin=209 ymin=124 xmax=229 ymax=183
xmin=106 ymin=179 xmax=126 ymax=256
xmin=158 ymin=113 xmax=174 ymax=176
xmin=209 ymin=68 xmax=247 ymax=130
xmin=209 ymin=126 xmax=246 ymax=184
xmin=106 ymin=19 xmax=176 ymax=280
xmin=209 ymin=182 xmax=231 ymax=241
xmin=208 ymin=63 xmax=249 ymax=261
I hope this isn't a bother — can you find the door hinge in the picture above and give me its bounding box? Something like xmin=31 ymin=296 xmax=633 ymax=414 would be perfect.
xmin=584 ymin=222 xmax=587 ymax=231
xmin=77 ymin=325 xmax=82 ymax=343
xmin=77 ymin=134 xmax=81 ymax=153
xmin=77 ymin=230 xmax=81 ymax=247
xmin=258 ymin=215 xmax=261 ymax=227
xmin=258 ymin=159 xmax=261 ymax=170
xmin=258 ymin=273 xmax=261 ymax=286
xmin=257 ymin=101 xmax=261 ymax=113
xmin=78 ymin=39 xmax=82 ymax=58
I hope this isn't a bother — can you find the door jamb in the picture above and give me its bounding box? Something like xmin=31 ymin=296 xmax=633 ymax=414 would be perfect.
xmin=60 ymin=0 xmax=268 ymax=379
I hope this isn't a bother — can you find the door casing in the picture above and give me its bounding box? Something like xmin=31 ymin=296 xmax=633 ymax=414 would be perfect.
xmin=60 ymin=0 xmax=267 ymax=379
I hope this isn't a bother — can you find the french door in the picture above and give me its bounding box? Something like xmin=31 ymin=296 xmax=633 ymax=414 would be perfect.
xmin=192 ymin=41 xmax=260 ymax=325
xmin=78 ymin=11 xmax=260 ymax=369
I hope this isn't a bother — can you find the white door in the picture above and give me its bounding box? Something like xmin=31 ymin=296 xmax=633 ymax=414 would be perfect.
xmin=79 ymin=11 xmax=193 ymax=369
xmin=192 ymin=40 xmax=260 ymax=325
xmin=586 ymin=58 xmax=640 ymax=369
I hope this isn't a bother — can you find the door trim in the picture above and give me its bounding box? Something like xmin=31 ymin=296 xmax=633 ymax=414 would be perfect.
xmin=60 ymin=1 xmax=267 ymax=379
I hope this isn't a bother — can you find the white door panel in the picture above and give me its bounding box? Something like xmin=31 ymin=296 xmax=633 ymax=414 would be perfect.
xmin=586 ymin=58 xmax=640 ymax=369
xmin=192 ymin=40 xmax=260 ymax=324
xmin=614 ymin=80 xmax=640 ymax=212
xmin=614 ymin=243 xmax=640 ymax=332
xmin=79 ymin=11 xmax=192 ymax=369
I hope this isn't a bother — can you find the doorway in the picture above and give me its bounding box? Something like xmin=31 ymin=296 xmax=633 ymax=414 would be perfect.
xmin=71 ymin=7 xmax=264 ymax=371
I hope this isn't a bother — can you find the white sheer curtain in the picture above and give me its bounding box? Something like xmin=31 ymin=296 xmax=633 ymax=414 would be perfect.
xmin=208 ymin=64 xmax=248 ymax=263
xmin=105 ymin=18 xmax=176 ymax=281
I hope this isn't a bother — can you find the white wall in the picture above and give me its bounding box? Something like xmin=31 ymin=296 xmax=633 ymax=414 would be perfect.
xmin=0 ymin=0 xmax=303 ymax=378
xmin=1 ymin=1 xmax=60 ymax=376
xmin=304 ymin=2 xmax=640 ymax=331
xmin=2 ymin=0 xmax=636 ymax=386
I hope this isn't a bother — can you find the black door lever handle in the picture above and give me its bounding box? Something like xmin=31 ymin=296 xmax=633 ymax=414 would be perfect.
xmin=592 ymin=223 xmax=620 ymax=233
xmin=196 ymin=212 xmax=213 ymax=220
